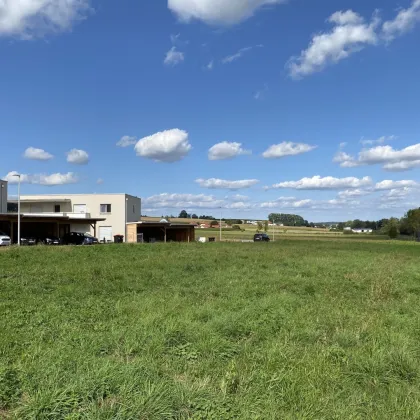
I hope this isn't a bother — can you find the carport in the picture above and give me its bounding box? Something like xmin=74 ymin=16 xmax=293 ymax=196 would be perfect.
xmin=0 ymin=214 xmax=105 ymax=243
xmin=126 ymin=221 xmax=195 ymax=243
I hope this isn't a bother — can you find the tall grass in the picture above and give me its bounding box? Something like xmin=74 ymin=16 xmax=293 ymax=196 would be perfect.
xmin=1 ymin=239 xmax=420 ymax=418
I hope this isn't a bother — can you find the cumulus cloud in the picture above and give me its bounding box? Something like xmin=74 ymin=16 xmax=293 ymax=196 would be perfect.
xmin=268 ymin=175 xmax=373 ymax=190
xmin=164 ymin=46 xmax=185 ymax=66
xmin=196 ymin=178 xmax=259 ymax=190
xmin=0 ymin=0 xmax=90 ymax=39
xmin=66 ymin=149 xmax=89 ymax=165
xmin=334 ymin=143 xmax=420 ymax=171
xmin=4 ymin=171 xmax=78 ymax=186
xmin=374 ymin=179 xmax=418 ymax=190
xmin=382 ymin=0 xmax=420 ymax=41
xmin=23 ymin=147 xmax=53 ymax=161
xmin=206 ymin=60 xmax=214 ymax=70
xmin=262 ymin=142 xmax=317 ymax=159
xmin=134 ymin=129 xmax=191 ymax=162
xmin=208 ymin=142 xmax=251 ymax=160
xmin=222 ymin=46 xmax=253 ymax=63
xmin=288 ymin=10 xmax=379 ymax=79
xmin=167 ymin=0 xmax=285 ymax=25
xmin=117 ymin=136 xmax=137 ymax=147
xmin=260 ymin=197 xmax=314 ymax=209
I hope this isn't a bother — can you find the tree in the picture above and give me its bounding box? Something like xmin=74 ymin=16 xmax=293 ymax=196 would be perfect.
xmin=382 ymin=218 xmax=399 ymax=239
xmin=210 ymin=220 xmax=218 ymax=227
xmin=263 ymin=221 xmax=269 ymax=232
xmin=179 ymin=210 xmax=188 ymax=219
xmin=268 ymin=213 xmax=306 ymax=226
xmin=406 ymin=209 xmax=420 ymax=238
xmin=337 ymin=222 xmax=345 ymax=231
xmin=257 ymin=221 xmax=263 ymax=232
xmin=191 ymin=214 xmax=198 ymax=219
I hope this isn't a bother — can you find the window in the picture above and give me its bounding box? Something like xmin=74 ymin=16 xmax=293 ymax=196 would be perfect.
xmin=100 ymin=204 xmax=112 ymax=213
xmin=54 ymin=205 xmax=61 ymax=213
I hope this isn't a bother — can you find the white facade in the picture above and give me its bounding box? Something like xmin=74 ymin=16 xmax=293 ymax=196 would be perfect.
xmin=18 ymin=193 xmax=141 ymax=242
xmin=0 ymin=180 xmax=7 ymax=214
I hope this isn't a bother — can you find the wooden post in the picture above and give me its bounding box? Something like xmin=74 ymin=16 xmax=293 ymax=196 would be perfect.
xmin=164 ymin=227 xmax=167 ymax=243
xmin=10 ymin=221 xmax=14 ymax=244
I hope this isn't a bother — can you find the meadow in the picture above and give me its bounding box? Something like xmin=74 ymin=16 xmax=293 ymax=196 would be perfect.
xmin=1 ymin=239 xmax=420 ymax=419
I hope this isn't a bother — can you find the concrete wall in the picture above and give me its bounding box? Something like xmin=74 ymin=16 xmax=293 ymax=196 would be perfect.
xmin=0 ymin=181 xmax=7 ymax=213
xmin=19 ymin=194 xmax=141 ymax=242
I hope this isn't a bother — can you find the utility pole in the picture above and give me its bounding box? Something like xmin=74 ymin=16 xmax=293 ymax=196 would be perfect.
xmin=13 ymin=174 xmax=21 ymax=246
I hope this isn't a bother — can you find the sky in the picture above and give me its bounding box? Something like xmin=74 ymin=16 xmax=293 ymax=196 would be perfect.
xmin=1 ymin=0 xmax=420 ymax=221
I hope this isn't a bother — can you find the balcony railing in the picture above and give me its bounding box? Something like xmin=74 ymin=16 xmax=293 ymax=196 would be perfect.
xmin=22 ymin=212 xmax=92 ymax=219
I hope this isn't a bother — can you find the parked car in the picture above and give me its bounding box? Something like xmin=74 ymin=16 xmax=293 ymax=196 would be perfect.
xmin=0 ymin=231 xmax=11 ymax=246
xmin=21 ymin=237 xmax=37 ymax=246
xmin=63 ymin=232 xmax=99 ymax=245
xmin=254 ymin=233 xmax=271 ymax=242
xmin=39 ymin=236 xmax=61 ymax=245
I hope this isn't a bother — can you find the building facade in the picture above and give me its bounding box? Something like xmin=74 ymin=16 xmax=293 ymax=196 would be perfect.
xmin=16 ymin=193 xmax=141 ymax=242
xmin=0 ymin=180 xmax=7 ymax=214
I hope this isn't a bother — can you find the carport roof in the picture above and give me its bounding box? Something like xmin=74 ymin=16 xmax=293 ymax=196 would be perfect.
xmin=0 ymin=213 xmax=105 ymax=223
xmin=127 ymin=221 xmax=193 ymax=228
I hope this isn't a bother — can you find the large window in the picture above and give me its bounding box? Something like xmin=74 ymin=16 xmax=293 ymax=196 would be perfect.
xmin=100 ymin=204 xmax=112 ymax=213
xmin=54 ymin=205 xmax=61 ymax=213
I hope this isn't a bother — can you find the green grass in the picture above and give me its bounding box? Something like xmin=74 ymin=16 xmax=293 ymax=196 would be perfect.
xmin=1 ymin=239 xmax=420 ymax=418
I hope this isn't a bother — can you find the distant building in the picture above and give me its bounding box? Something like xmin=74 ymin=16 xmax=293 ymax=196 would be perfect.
xmin=352 ymin=228 xmax=373 ymax=234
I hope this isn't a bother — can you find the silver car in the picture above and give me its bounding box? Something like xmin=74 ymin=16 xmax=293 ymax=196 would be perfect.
xmin=0 ymin=231 xmax=11 ymax=246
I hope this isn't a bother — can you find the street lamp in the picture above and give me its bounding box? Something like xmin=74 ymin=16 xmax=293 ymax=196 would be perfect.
xmin=13 ymin=174 xmax=21 ymax=246
xmin=219 ymin=208 xmax=222 ymax=242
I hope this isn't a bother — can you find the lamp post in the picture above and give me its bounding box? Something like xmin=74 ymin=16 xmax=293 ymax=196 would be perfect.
xmin=13 ymin=174 xmax=21 ymax=246
xmin=219 ymin=208 xmax=222 ymax=242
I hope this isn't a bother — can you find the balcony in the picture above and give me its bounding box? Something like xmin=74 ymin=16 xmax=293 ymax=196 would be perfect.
xmin=22 ymin=212 xmax=92 ymax=219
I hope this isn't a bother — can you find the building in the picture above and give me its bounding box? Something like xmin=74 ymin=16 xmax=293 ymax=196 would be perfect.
xmin=0 ymin=180 xmax=7 ymax=214
xmin=352 ymin=228 xmax=373 ymax=234
xmin=126 ymin=220 xmax=195 ymax=243
xmin=8 ymin=193 xmax=140 ymax=242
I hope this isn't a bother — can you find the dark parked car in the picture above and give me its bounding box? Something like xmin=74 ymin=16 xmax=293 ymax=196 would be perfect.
xmin=21 ymin=237 xmax=37 ymax=246
xmin=254 ymin=233 xmax=271 ymax=242
xmin=39 ymin=236 xmax=61 ymax=245
xmin=63 ymin=232 xmax=99 ymax=245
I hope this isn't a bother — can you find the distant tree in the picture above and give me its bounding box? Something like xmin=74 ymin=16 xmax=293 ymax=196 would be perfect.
xmin=210 ymin=220 xmax=218 ymax=227
xmin=257 ymin=221 xmax=263 ymax=232
xmin=179 ymin=210 xmax=188 ymax=218
xmin=191 ymin=214 xmax=198 ymax=219
xmin=268 ymin=213 xmax=306 ymax=226
xmin=406 ymin=209 xmax=420 ymax=238
xmin=382 ymin=218 xmax=400 ymax=239
xmin=337 ymin=222 xmax=345 ymax=231
xmin=263 ymin=221 xmax=269 ymax=232
xmin=351 ymin=219 xmax=365 ymax=229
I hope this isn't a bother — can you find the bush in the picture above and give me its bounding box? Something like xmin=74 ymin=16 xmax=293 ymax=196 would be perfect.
xmin=231 ymin=225 xmax=241 ymax=231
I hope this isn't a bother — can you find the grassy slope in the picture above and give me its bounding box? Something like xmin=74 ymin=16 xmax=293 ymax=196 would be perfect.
xmin=1 ymin=240 xmax=420 ymax=418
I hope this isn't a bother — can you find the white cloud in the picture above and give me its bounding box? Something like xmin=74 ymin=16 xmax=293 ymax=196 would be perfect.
xmin=206 ymin=60 xmax=214 ymax=70
xmin=96 ymin=178 xmax=104 ymax=185
xmin=144 ymin=193 xmax=224 ymax=210
xmin=196 ymin=178 xmax=259 ymax=190
xmin=268 ymin=175 xmax=372 ymax=190
xmin=66 ymin=149 xmax=89 ymax=165
xmin=208 ymin=142 xmax=251 ymax=160
xmin=338 ymin=189 xmax=372 ymax=198
xmin=262 ymin=142 xmax=317 ymax=159
xmin=164 ymin=46 xmax=185 ymax=66
xmin=334 ymin=143 xmax=420 ymax=171
xmin=375 ymin=179 xmax=418 ymax=190
xmin=360 ymin=135 xmax=397 ymax=146
xmin=167 ymin=0 xmax=285 ymax=25
xmin=260 ymin=197 xmax=314 ymax=209
xmin=339 ymin=142 xmax=347 ymax=148
xmin=134 ymin=129 xmax=191 ymax=162
xmin=229 ymin=194 xmax=250 ymax=202
xmin=382 ymin=0 xmax=420 ymax=41
xmin=382 ymin=187 xmax=413 ymax=201
xmin=0 ymin=0 xmax=90 ymax=38
xmin=23 ymin=147 xmax=53 ymax=161
xmin=288 ymin=10 xmax=379 ymax=79
xmin=222 ymin=46 xmax=253 ymax=63
xmin=4 ymin=171 xmax=78 ymax=185
xmin=117 ymin=135 xmax=137 ymax=147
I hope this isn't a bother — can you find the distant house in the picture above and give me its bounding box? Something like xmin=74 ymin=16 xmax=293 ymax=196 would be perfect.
xmin=352 ymin=228 xmax=373 ymax=234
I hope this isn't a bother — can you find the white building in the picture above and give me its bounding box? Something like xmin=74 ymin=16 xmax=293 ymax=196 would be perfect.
xmin=0 ymin=180 xmax=7 ymax=214
xmin=15 ymin=193 xmax=141 ymax=242
xmin=352 ymin=228 xmax=373 ymax=234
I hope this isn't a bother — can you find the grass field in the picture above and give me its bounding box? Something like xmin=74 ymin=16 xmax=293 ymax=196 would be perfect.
xmin=1 ymin=239 xmax=420 ymax=418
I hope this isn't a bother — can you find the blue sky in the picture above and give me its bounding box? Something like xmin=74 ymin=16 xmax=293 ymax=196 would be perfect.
xmin=1 ymin=0 xmax=420 ymax=221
